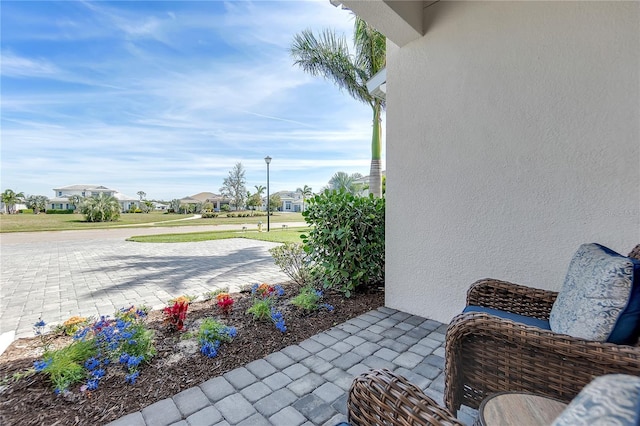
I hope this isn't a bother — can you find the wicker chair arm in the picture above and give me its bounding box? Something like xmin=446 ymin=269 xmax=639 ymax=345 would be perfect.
xmin=444 ymin=312 xmax=640 ymax=412
xmin=348 ymin=369 xmax=463 ymax=426
xmin=466 ymin=279 xmax=558 ymax=319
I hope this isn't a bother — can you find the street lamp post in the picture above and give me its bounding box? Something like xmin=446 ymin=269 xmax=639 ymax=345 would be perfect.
xmin=264 ymin=156 xmax=271 ymax=232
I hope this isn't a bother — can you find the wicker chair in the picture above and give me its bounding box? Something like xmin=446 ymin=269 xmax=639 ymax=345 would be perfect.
xmin=348 ymin=368 xmax=463 ymax=426
xmin=444 ymin=244 xmax=640 ymax=413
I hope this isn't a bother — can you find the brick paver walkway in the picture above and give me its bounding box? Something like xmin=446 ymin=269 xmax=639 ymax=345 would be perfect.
xmin=1 ymin=236 xmax=288 ymax=337
xmin=106 ymin=307 xmax=478 ymax=426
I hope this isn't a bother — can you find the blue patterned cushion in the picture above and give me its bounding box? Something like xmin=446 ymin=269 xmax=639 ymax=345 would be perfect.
xmin=463 ymin=306 xmax=551 ymax=330
xmin=549 ymin=243 xmax=640 ymax=343
xmin=551 ymin=374 xmax=640 ymax=426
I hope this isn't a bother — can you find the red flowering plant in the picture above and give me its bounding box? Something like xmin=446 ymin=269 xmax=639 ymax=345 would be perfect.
xmin=216 ymin=293 xmax=234 ymax=316
xmin=163 ymin=300 xmax=189 ymax=332
xmin=253 ymin=283 xmax=282 ymax=299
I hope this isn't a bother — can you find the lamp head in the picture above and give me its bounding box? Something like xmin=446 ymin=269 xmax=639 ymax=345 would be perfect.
xmin=264 ymin=156 xmax=272 ymax=165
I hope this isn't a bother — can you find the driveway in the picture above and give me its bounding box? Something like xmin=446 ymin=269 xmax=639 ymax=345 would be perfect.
xmin=0 ymin=224 xmax=300 ymax=338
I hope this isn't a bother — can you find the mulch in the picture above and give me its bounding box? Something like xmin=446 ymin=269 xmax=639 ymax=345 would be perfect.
xmin=0 ymin=282 xmax=384 ymax=425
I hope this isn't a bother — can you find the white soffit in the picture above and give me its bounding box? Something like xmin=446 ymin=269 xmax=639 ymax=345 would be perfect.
xmin=339 ymin=0 xmax=425 ymax=47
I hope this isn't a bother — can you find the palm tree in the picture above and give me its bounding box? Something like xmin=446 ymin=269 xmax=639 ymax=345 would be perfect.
xmin=296 ymin=185 xmax=313 ymax=212
xmin=137 ymin=191 xmax=146 ymax=201
xmin=254 ymin=185 xmax=266 ymax=197
xmin=81 ymin=193 xmax=121 ymax=222
xmin=68 ymin=195 xmax=84 ymax=213
xmin=169 ymin=199 xmax=181 ymax=213
xmin=1 ymin=189 xmax=25 ymax=214
xmin=327 ymin=172 xmax=363 ymax=194
xmin=25 ymin=195 xmax=49 ymax=214
xmin=291 ymin=17 xmax=385 ymax=198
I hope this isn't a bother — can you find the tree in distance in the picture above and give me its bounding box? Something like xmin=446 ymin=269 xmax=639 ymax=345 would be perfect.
xmin=25 ymin=195 xmax=49 ymax=214
xmin=220 ymin=163 xmax=247 ymax=211
xmin=1 ymin=189 xmax=25 ymax=214
xmin=81 ymin=193 xmax=121 ymax=222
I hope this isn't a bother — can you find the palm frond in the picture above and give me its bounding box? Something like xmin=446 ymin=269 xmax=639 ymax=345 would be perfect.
xmin=290 ymin=28 xmax=371 ymax=105
xmin=354 ymin=17 xmax=386 ymax=79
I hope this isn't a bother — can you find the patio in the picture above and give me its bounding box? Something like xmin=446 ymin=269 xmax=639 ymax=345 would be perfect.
xmin=106 ymin=307 xmax=478 ymax=426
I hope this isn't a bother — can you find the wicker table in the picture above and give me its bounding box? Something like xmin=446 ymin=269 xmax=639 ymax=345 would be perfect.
xmin=476 ymin=392 xmax=567 ymax=426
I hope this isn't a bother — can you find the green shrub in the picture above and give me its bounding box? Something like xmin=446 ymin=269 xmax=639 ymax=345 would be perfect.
xmin=226 ymin=213 xmax=236 ymax=218
xmin=302 ymin=190 xmax=385 ymax=297
xmin=46 ymin=209 xmax=74 ymax=214
xmin=19 ymin=209 xmax=34 ymax=214
xmin=269 ymin=243 xmax=313 ymax=286
xmin=201 ymin=212 xmax=219 ymax=218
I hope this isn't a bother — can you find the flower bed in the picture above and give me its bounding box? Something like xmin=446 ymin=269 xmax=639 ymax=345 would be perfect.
xmin=0 ymin=282 xmax=383 ymax=426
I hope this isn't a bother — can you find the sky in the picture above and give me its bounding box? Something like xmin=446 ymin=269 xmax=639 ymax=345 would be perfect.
xmin=1 ymin=0 xmax=385 ymax=201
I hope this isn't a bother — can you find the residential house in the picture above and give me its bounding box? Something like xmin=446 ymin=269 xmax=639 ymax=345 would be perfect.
xmin=341 ymin=1 xmax=638 ymax=324
xmin=0 ymin=201 xmax=27 ymax=214
xmin=180 ymin=192 xmax=231 ymax=211
xmin=50 ymin=185 xmax=139 ymax=212
xmin=154 ymin=202 xmax=169 ymax=211
xmin=263 ymin=190 xmax=304 ymax=212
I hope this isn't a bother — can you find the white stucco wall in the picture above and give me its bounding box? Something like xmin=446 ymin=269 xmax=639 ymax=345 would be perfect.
xmin=384 ymin=1 xmax=640 ymax=323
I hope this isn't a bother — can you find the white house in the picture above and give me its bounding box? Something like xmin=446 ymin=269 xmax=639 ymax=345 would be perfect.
xmin=263 ymin=190 xmax=304 ymax=212
xmin=341 ymin=1 xmax=639 ymax=324
xmin=50 ymin=185 xmax=140 ymax=212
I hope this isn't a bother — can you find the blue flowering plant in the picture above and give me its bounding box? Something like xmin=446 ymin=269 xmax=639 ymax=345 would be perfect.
xmin=246 ymin=283 xmax=287 ymax=333
xmin=31 ymin=305 xmax=156 ymax=394
xmin=290 ymin=286 xmax=335 ymax=313
xmin=32 ymin=330 xmax=97 ymax=394
xmin=197 ymin=318 xmax=237 ymax=358
xmin=33 ymin=318 xmax=52 ymax=352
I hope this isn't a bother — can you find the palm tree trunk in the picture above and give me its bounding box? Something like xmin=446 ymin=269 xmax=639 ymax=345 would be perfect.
xmin=369 ymin=101 xmax=383 ymax=198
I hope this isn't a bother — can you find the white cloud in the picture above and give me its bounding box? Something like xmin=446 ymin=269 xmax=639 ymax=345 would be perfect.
xmin=0 ymin=51 xmax=60 ymax=78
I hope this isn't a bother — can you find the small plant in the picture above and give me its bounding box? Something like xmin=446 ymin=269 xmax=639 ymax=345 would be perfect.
xmin=203 ymin=287 xmax=230 ymax=301
xmin=271 ymin=309 xmax=287 ymax=333
xmin=56 ymin=316 xmax=91 ymax=336
xmin=252 ymin=283 xmax=285 ymax=299
xmin=269 ymin=243 xmax=314 ymax=287
xmin=35 ymin=338 xmax=97 ymax=394
xmin=163 ymin=301 xmax=189 ymax=331
xmin=32 ymin=306 xmax=157 ymax=394
xmin=247 ymin=299 xmax=272 ymax=321
xmin=33 ymin=319 xmax=51 ymax=352
xmin=246 ymin=283 xmax=287 ymax=333
xmin=216 ymin=293 xmax=234 ymax=316
xmin=290 ymin=286 xmax=334 ymax=313
xmin=168 ymin=294 xmax=197 ymax=305
xmin=198 ymin=318 xmax=237 ymax=358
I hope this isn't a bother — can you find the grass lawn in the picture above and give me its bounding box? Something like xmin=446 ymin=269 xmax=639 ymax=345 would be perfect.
xmin=0 ymin=211 xmax=305 ymax=233
xmin=126 ymin=227 xmax=309 ymax=243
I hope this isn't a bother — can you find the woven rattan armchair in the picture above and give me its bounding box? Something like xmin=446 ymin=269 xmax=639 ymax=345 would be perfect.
xmin=348 ymin=369 xmax=464 ymax=426
xmin=444 ymin=244 xmax=640 ymax=413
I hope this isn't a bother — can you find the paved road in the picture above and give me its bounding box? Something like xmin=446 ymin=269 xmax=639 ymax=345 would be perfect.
xmin=0 ymin=223 xmax=304 ymax=338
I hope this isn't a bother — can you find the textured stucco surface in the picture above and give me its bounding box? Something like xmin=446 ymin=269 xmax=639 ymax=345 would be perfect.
xmin=382 ymin=1 xmax=640 ymax=323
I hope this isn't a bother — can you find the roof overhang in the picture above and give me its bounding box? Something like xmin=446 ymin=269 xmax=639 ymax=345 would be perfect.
xmin=336 ymin=0 xmax=431 ymax=47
